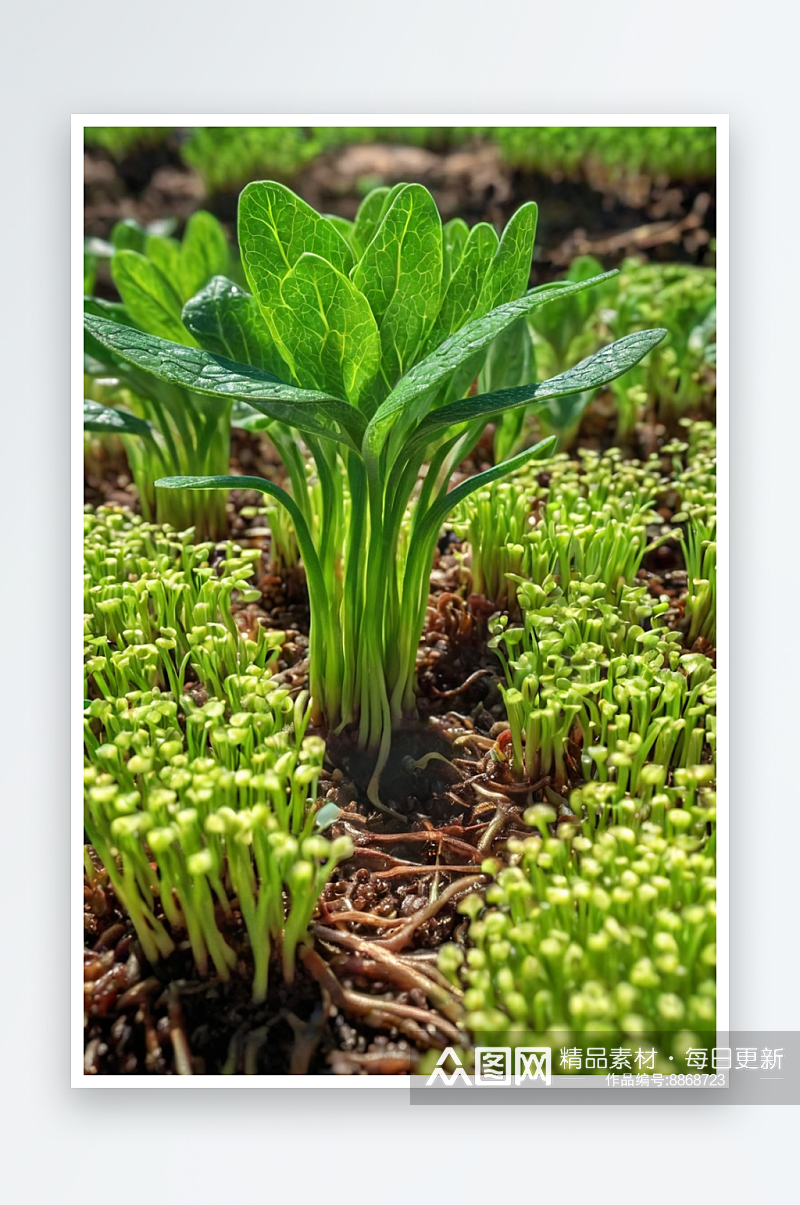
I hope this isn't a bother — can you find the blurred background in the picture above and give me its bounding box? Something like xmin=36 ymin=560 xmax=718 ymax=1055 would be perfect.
xmin=84 ymin=124 xmax=716 ymax=286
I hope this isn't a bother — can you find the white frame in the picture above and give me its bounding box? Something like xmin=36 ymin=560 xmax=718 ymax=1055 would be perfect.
xmin=73 ymin=114 xmax=728 ymax=1088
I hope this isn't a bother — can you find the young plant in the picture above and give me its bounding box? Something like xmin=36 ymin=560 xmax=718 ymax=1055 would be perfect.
xmin=84 ymin=508 xmax=352 ymax=1001
xmin=494 ymin=126 xmax=716 ymax=186
xmin=181 ymin=127 xmax=319 ymax=191
xmin=490 ymin=574 xmax=715 ymax=789
xmin=85 ymin=180 xmax=666 ymax=805
xmin=493 ymin=256 xmax=617 ymax=461
xmin=85 ymin=689 xmax=352 ymax=1001
xmin=455 ymin=444 xmax=668 ymax=609
xmin=451 ymin=477 xmax=538 ymax=607
xmin=83 ymin=507 xmax=276 ymax=701
xmin=605 ymin=260 xmax=716 ymax=437
xmin=84 ymin=212 xmax=237 ymax=539
xmin=677 ymin=506 xmax=717 ymax=645
xmin=438 ymin=777 xmax=716 ymax=1048
xmin=84 ymin=127 xmax=171 ymax=159
xmin=661 ymin=422 xmax=717 ymax=644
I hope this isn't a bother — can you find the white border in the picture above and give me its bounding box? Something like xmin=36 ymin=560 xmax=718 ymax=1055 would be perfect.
xmin=73 ymin=114 xmax=728 ymax=1088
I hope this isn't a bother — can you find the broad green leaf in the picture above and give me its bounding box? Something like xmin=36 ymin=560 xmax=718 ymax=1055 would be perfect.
xmin=179 ymin=211 xmax=230 ymax=301
xmin=422 ymin=222 xmax=499 ymax=353
xmin=441 ymin=217 xmax=469 ymax=291
xmin=239 ymin=181 xmax=354 ymax=315
xmin=271 ymin=253 xmax=381 ymax=406
xmin=145 ymin=234 xmax=182 ymax=286
xmin=376 ymin=182 xmax=410 ymax=223
xmin=83 ymin=398 xmax=152 ymax=438
xmin=84 ymin=297 xmax=138 ymax=366
xmin=413 ymin=329 xmax=667 ymax=440
xmin=83 ymin=314 xmax=366 ymax=450
xmin=111 ymin=251 xmax=195 ymax=346
xmin=182 ymin=275 xmax=288 ymax=378
xmin=351 ymin=187 xmax=390 ymax=256
xmin=477 ymin=201 xmax=538 ymax=313
xmin=351 ymin=184 xmax=443 ymax=387
xmin=111 ymin=219 xmax=147 ymax=254
xmin=365 ymin=270 xmax=618 ymax=459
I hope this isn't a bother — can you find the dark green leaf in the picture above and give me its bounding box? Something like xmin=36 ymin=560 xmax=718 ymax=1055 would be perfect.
xmin=84 ymin=296 xmax=137 ymax=327
xmin=365 ymin=270 xmax=618 ymax=458
xmin=181 ymin=275 xmax=288 ymax=378
xmin=84 ymin=297 xmax=138 ymax=366
xmin=83 ymin=314 xmax=365 ymax=450
xmin=414 ymin=329 xmax=667 ymax=439
xmin=83 ymin=398 xmax=152 ymax=438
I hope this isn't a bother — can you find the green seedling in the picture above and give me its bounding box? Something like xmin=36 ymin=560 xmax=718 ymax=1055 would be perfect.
xmin=84 ymin=212 xmax=236 ymax=539
xmin=490 ymin=575 xmax=715 ymax=789
xmin=84 ymin=508 xmax=276 ymax=701
xmin=438 ymin=775 xmax=716 ymax=1047
xmin=495 ymin=126 xmax=716 ymax=185
xmin=455 ymin=445 xmax=669 ymax=608
xmin=85 ymin=687 xmax=352 ymax=1001
xmin=104 ymin=126 xmax=716 ymax=197
xmin=84 ymin=509 xmax=354 ymax=1000
xmin=605 ymin=260 xmax=716 ymax=438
